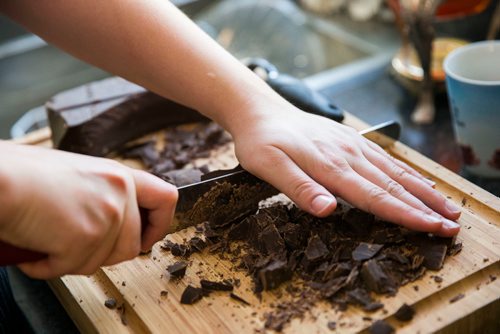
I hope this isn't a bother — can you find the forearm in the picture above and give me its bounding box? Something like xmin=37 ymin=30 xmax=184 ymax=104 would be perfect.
xmin=1 ymin=0 xmax=281 ymax=134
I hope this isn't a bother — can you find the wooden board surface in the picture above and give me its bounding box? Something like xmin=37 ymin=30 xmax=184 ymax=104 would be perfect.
xmin=20 ymin=114 xmax=500 ymax=333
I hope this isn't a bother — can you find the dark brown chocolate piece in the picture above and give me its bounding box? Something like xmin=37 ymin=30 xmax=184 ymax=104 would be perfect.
xmin=449 ymin=293 xmax=465 ymax=303
xmin=369 ymin=320 xmax=395 ymax=334
xmin=418 ymin=243 xmax=448 ymax=270
xmin=180 ymin=285 xmax=204 ymax=305
xmin=104 ymin=298 xmax=117 ymax=309
xmin=188 ymin=237 xmax=207 ymax=253
xmin=394 ymin=303 xmax=415 ymax=321
xmin=229 ymin=293 xmax=251 ymax=306
xmin=200 ymin=279 xmax=233 ymax=291
xmin=47 ymin=77 xmax=208 ymax=156
xmin=258 ymin=260 xmax=292 ymax=291
xmin=304 ymin=235 xmax=329 ymax=262
xmin=361 ymin=260 xmax=396 ymax=294
xmin=167 ymin=261 xmax=188 ymax=278
xmin=160 ymin=290 xmax=168 ymax=297
xmin=347 ymin=288 xmax=384 ymax=312
xmin=352 ymin=243 xmax=383 ymax=261
xmin=327 ymin=321 xmax=336 ymax=330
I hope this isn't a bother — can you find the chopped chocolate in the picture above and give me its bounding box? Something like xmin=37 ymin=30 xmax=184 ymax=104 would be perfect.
xmin=188 ymin=237 xmax=207 ymax=252
xmin=104 ymin=298 xmax=117 ymax=309
xmin=160 ymin=290 xmax=168 ymax=297
xmin=394 ymin=303 xmax=415 ymax=321
xmin=229 ymin=293 xmax=251 ymax=306
xmin=449 ymin=293 xmax=465 ymax=303
xmin=180 ymin=285 xmax=204 ymax=305
xmin=167 ymin=261 xmax=188 ymax=278
xmin=433 ymin=275 xmax=443 ymax=283
xmin=369 ymin=320 xmax=395 ymax=334
xmin=258 ymin=260 xmax=292 ymax=291
xmin=347 ymin=288 xmax=383 ymax=312
xmin=170 ymin=243 xmax=190 ymax=257
xmin=327 ymin=321 xmax=337 ymax=330
xmin=352 ymin=243 xmax=384 ymax=261
xmin=200 ymin=279 xmax=233 ymax=291
xmin=304 ymin=235 xmax=329 ymax=262
xmin=361 ymin=260 xmax=396 ymax=294
xmin=259 ymin=224 xmax=286 ymax=256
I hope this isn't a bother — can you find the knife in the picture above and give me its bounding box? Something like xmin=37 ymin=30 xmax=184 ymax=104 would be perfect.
xmin=0 ymin=120 xmax=400 ymax=266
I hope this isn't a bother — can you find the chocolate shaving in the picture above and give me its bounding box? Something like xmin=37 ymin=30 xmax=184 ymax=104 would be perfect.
xmin=104 ymin=298 xmax=117 ymax=309
xmin=180 ymin=285 xmax=204 ymax=305
xmin=167 ymin=261 xmax=188 ymax=279
xmin=369 ymin=320 xmax=394 ymax=334
xmin=394 ymin=303 xmax=415 ymax=321
xmin=229 ymin=293 xmax=251 ymax=306
xmin=352 ymin=243 xmax=383 ymax=261
xmin=449 ymin=293 xmax=465 ymax=303
xmin=200 ymin=279 xmax=233 ymax=291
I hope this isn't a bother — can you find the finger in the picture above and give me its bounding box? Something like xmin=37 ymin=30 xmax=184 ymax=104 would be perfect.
xmin=363 ymin=146 xmax=461 ymax=220
xmin=365 ymin=140 xmax=435 ymax=187
xmin=130 ymin=169 xmax=178 ymax=251
xmin=322 ymin=168 xmax=459 ymax=236
xmin=243 ymin=145 xmax=337 ymax=217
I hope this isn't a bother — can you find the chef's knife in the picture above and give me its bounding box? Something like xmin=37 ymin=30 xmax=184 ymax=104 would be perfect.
xmin=0 ymin=120 xmax=400 ymax=265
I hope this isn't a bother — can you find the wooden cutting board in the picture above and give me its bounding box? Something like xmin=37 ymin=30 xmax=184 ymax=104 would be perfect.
xmin=19 ymin=113 xmax=500 ymax=333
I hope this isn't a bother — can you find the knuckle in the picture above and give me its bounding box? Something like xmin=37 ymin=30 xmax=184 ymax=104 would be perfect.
xmin=290 ymin=179 xmax=317 ymax=203
xmin=385 ymin=180 xmax=405 ymax=197
xmin=338 ymin=141 xmax=358 ymax=156
xmin=365 ymin=187 xmax=387 ymax=212
xmin=101 ymin=197 xmax=125 ymax=226
xmin=390 ymin=164 xmax=408 ymax=180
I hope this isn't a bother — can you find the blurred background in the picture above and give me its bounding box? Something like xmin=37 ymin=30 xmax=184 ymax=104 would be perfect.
xmin=0 ymin=0 xmax=499 ymax=191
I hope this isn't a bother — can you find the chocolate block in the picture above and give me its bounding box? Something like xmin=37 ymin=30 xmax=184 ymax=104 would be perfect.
xmin=47 ymin=77 xmax=207 ymax=156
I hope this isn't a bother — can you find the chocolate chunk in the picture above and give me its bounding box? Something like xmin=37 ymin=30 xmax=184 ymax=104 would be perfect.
xmin=433 ymin=275 xmax=443 ymax=283
xmin=167 ymin=261 xmax=188 ymax=278
xmin=394 ymin=303 xmax=415 ymax=321
xmin=418 ymin=243 xmax=448 ymax=270
xmin=259 ymin=224 xmax=286 ymax=256
xmin=352 ymin=243 xmax=383 ymax=261
xmin=361 ymin=260 xmax=396 ymax=294
xmin=369 ymin=320 xmax=395 ymax=334
xmin=227 ymin=218 xmax=252 ymax=240
xmin=188 ymin=237 xmax=207 ymax=252
xmin=304 ymin=235 xmax=329 ymax=262
xmin=449 ymin=293 xmax=465 ymax=303
xmin=347 ymin=288 xmax=383 ymax=312
xmin=229 ymin=293 xmax=251 ymax=306
xmin=104 ymin=298 xmax=117 ymax=309
xmin=180 ymin=285 xmax=204 ymax=304
xmin=281 ymin=223 xmax=304 ymax=249
xmin=160 ymin=290 xmax=168 ymax=297
xmin=258 ymin=260 xmax=292 ymax=290
xmin=200 ymin=279 xmax=233 ymax=291
xmin=327 ymin=321 xmax=337 ymax=330
xmin=170 ymin=243 xmax=190 ymax=257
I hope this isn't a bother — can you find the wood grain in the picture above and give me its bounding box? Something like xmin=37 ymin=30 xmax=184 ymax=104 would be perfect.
xmin=18 ymin=114 xmax=498 ymax=333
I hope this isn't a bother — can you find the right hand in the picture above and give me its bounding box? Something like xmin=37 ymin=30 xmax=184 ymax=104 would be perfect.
xmin=0 ymin=141 xmax=177 ymax=279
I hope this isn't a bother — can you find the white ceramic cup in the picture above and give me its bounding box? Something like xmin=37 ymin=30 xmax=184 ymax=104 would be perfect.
xmin=444 ymin=41 xmax=500 ymax=178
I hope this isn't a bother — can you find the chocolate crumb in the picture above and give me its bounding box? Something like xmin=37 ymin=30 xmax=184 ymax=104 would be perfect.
xmin=327 ymin=321 xmax=337 ymax=330
xmin=230 ymin=293 xmax=251 ymax=306
xmin=200 ymin=279 xmax=234 ymax=291
xmin=369 ymin=320 xmax=394 ymax=334
xmin=104 ymin=298 xmax=117 ymax=309
xmin=433 ymin=275 xmax=443 ymax=283
xmin=394 ymin=303 xmax=415 ymax=321
xmin=160 ymin=290 xmax=168 ymax=297
xmin=180 ymin=285 xmax=204 ymax=305
xmin=449 ymin=293 xmax=465 ymax=303
xmin=167 ymin=261 xmax=188 ymax=279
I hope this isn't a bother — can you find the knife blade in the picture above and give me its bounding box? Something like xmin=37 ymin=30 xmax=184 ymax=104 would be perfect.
xmin=0 ymin=120 xmax=400 ymax=265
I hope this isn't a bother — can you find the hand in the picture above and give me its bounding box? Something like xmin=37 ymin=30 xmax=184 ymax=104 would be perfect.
xmin=0 ymin=142 xmax=177 ymax=279
xmin=231 ymin=98 xmax=461 ymax=237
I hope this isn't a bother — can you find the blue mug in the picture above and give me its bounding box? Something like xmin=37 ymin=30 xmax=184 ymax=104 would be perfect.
xmin=444 ymin=41 xmax=500 ymax=178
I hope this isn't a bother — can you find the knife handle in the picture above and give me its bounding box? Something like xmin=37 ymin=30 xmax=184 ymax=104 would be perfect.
xmin=0 ymin=208 xmax=150 ymax=266
xmin=0 ymin=240 xmax=46 ymax=266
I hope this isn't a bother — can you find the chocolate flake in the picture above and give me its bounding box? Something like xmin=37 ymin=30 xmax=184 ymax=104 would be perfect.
xmin=327 ymin=321 xmax=337 ymax=330
xmin=104 ymin=298 xmax=117 ymax=309
xmin=229 ymin=293 xmax=251 ymax=306
xmin=369 ymin=320 xmax=394 ymax=334
xmin=167 ymin=261 xmax=188 ymax=279
xmin=449 ymin=293 xmax=465 ymax=303
xmin=352 ymin=243 xmax=383 ymax=261
xmin=180 ymin=285 xmax=204 ymax=305
xmin=394 ymin=303 xmax=415 ymax=321
xmin=200 ymin=279 xmax=234 ymax=291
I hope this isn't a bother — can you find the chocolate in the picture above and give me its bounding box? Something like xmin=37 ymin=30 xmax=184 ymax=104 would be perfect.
xmin=449 ymin=293 xmax=465 ymax=303
xmin=394 ymin=303 xmax=415 ymax=321
xmin=369 ymin=320 xmax=395 ymax=334
xmin=180 ymin=285 xmax=204 ymax=305
xmin=352 ymin=243 xmax=383 ymax=261
xmin=258 ymin=260 xmax=292 ymax=291
xmin=229 ymin=293 xmax=251 ymax=306
xmin=104 ymin=298 xmax=117 ymax=309
xmin=47 ymin=77 xmax=208 ymax=156
xmin=361 ymin=260 xmax=396 ymax=294
xmin=167 ymin=261 xmax=188 ymax=278
xmin=327 ymin=321 xmax=337 ymax=330
xmin=304 ymin=235 xmax=329 ymax=262
xmin=200 ymin=279 xmax=233 ymax=291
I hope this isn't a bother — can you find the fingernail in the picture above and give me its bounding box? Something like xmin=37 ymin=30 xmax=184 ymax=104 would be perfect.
xmin=425 ymin=215 xmax=443 ymax=224
xmin=424 ymin=178 xmax=436 ymax=187
xmin=443 ymin=219 xmax=460 ymax=229
xmin=446 ymin=200 xmax=461 ymax=215
xmin=311 ymin=195 xmax=335 ymax=215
